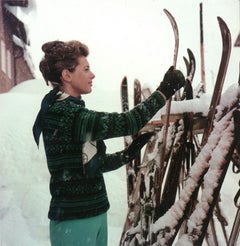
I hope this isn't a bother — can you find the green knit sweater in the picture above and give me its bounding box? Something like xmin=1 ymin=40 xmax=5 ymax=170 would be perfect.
xmin=42 ymin=91 xmax=165 ymax=221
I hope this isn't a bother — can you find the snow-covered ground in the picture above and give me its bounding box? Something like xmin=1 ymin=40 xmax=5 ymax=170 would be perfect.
xmin=0 ymin=79 xmax=239 ymax=245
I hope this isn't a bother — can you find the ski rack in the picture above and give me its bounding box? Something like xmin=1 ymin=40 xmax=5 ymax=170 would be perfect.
xmin=119 ymin=9 xmax=240 ymax=246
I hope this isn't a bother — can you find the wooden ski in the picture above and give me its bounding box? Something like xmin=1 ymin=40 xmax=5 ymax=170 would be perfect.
xmin=201 ymin=17 xmax=231 ymax=146
xmin=155 ymin=8 xmax=180 ymax=216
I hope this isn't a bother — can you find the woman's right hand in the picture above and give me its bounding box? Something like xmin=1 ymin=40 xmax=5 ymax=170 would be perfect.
xmin=157 ymin=66 xmax=186 ymax=99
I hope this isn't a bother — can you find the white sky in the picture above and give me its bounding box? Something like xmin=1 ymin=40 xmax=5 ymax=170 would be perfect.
xmin=19 ymin=0 xmax=239 ymax=95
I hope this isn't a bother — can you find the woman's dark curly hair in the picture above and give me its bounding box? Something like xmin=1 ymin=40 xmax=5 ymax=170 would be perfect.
xmin=39 ymin=40 xmax=89 ymax=86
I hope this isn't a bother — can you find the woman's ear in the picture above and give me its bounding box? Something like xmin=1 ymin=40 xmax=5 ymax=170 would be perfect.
xmin=61 ymin=69 xmax=71 ymax=82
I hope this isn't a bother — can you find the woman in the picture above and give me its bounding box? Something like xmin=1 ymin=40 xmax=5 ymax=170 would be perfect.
xmin=33 ymin=40 xmax=185 ymax=246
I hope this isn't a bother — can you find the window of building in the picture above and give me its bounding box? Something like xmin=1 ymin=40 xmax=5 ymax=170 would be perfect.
xmin=1 ymin=40 xmax=7 ymax=74
xmin=7 ymin=50 xmax=12 ymax=79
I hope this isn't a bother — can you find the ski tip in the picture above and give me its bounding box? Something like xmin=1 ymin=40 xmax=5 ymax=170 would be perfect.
xmin=163 ymin=8 xmax=169 ymax=14
xmin=187 ymin=48 xmax=194 ymax=61
xmin=163 ymin=8 xmax=179 ymax=47
xmin=217 ymin=16 xmax=232 ymax=48
xmin=163 ymin=8 xmax=175 ymax=20
xmin=183 ymin=48 xmax=196 ymax=79
xmin=134 ymin=78 xmax=141 ymax=84
xmin=121 ymin=76 xmax=127 ymax=84
xmin=217 ymin=16 xmax=231 ymax=34
xmin=217 ymin=16 xmax=226 ymax=26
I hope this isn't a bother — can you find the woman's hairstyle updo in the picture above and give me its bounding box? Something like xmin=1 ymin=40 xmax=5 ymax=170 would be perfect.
xmin=39 ymin=40 xmax=89 ymax=86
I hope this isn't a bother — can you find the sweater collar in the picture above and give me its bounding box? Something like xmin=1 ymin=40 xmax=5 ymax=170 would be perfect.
xmin=57 ymin=91 xmax=85 ymax=107
xmin=32 ymin=89 xmax=85 ymax=147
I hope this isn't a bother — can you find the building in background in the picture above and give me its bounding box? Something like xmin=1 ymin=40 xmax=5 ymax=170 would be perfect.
xmin=0 ymin=0 xmax=34 ymax=93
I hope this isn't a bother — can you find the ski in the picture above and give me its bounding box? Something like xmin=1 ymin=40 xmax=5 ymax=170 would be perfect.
xmin=155 ymin=49 xmax=196 ymax=220
xmin=155 ymin=8 xmax=180 ymax=215
xmin=182 ymin=48 xmax=196 ymax=175
xmin=182 ymin=48 xmax=195 ymax=100
xmin=121 ymin=76 xmax=135 ymax=208
xmin=132 ymin=79 xmax=142 ymax=180
xmin=181 ymin=17 xmax=232 ymax=245
xmin=134 ymin=79 xmax=142 ymax=107
xmin=184 ymin=49 xmax=196 ymax=82
xmin=195 ymin=18 xmax=232 ymax=242
xmin=201 ymin=16 xmax=231 ymax=146
xmin=163 ymin=9 xmax=179 ymax=69
xmin=121 ymin=76 xmax=129 ymax=114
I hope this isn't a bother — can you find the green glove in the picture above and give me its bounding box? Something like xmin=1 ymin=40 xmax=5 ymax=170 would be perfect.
xmin=122 ymin=132 xmax=155 ymax=163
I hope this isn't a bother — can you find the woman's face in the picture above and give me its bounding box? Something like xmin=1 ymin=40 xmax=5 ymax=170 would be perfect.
xmin=63 ymin=56 xmax=95 ymax=97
